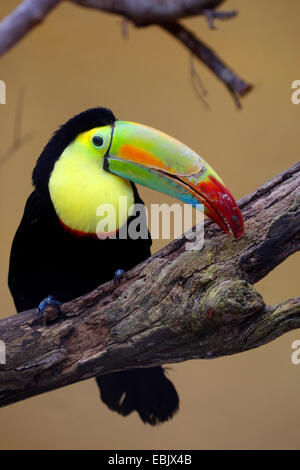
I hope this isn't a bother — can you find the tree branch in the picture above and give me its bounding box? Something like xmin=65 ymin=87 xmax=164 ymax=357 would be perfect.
xmin=0 ymin=162 xmax=299 ymax=407
xmin=160 ymin=22 xmax=252 ymax=106
xmin=0 ymin=85 xmax=34 ymax=165
xmin=71 ymin=0 xmax=228 ymax=26
xmin=0 ymin=0 xmax=252 ymax=105
xmin=0 ymin=0 xmax=62 ymax=56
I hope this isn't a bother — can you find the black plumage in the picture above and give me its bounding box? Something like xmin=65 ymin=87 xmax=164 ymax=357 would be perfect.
xmin=8 ymin=108 xmax=179 ymax=425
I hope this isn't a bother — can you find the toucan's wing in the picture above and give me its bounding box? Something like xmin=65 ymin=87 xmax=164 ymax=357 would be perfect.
xmin=8 ymin=190 xmax=49 ymax=311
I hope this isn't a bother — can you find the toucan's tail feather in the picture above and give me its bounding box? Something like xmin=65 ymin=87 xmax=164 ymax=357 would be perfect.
xmin=96 ymin=366 xmax=179 ymax=425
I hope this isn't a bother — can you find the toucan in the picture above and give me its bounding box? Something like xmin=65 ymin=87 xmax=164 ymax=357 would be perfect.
xmin=8 ymin=107 xmax=243 ymax=425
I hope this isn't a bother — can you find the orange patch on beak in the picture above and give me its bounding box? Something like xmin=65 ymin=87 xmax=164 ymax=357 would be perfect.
xmin=118 ymin=144 xmax=167 ymax=171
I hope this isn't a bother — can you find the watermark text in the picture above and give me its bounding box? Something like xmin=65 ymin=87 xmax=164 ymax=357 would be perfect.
xmin=291 ymin=80 xmax=300 ymax=104
xmin=96 ymin=198 xmax=205 ymax=251
xmin=0 ymin=80 xmax=6 ymax=104
xmin=0 ymin=340 xmax=6 ymax=364
xmin=291 ymin=340 xmax=300 ymax=365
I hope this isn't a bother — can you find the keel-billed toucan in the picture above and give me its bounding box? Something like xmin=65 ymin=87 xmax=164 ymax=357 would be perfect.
xmin=8 ymin=108 xmax=243 ymax=425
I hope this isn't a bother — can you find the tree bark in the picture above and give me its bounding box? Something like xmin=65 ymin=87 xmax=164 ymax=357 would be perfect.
xmin=0 ymin=162 xmax=299 ymax=407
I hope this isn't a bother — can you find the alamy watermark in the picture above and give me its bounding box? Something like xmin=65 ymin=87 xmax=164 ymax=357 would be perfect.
xmin=291 ymin=80 xmax=300 ymax=104
xmin=0 ymin=80 xmax=6 ymax=104
xmin=96 ymin=198 xmax=205 ymax=251
xmin=0 ymin=340 xmax=6 ymax=364
xmin=291 ymin=340 xmax=300 ymax=365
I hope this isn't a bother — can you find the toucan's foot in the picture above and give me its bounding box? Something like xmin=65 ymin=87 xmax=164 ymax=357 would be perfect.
xmin=37 ymin=295 xmax=62 ymax=318
xmin=203 ymin=9 xmax=237 ymax=29
xmin=114 ymin=269 xmax=126 ymax=286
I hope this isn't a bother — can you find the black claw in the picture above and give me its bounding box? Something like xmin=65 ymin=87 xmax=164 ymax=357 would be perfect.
xmin=37 ymin=295 xmax=62 ymax=318
xmin=114 ymin=269 xmax=126 ymax=286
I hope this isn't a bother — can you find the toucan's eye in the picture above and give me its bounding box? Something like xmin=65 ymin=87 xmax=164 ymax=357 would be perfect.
xmin=92 ymin=135 xmax=104 ymax=147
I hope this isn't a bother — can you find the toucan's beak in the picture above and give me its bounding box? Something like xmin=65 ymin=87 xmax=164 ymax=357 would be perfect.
xmin=105 ymin=121 xmax=244 ymax=238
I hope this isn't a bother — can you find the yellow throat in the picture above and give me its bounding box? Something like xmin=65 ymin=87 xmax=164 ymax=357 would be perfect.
xmin=48 ymin=128 xmax=135 ymax=235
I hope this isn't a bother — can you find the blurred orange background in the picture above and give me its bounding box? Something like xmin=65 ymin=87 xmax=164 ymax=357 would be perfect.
xmin=0 ymin=0 xmax=299 ymax=450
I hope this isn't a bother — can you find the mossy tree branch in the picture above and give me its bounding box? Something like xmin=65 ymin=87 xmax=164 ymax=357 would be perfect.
xmin=0 ymin=162 xmax=299 ymax=407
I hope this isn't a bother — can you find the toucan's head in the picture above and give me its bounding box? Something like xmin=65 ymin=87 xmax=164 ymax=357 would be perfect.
xmin=33 ymin=107 xmax=243 ymax=238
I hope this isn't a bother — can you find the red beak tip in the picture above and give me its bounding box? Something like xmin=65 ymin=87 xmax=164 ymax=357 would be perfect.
xmin=233 ymin=230 xmax=244 ymax=240
xmin=230 ymin=213 xmax=244 ymax=239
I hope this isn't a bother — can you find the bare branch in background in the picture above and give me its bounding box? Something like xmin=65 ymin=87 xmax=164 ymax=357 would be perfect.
xmin=121 ymin=17 xmax=130 ymax=40
xmin=0 ymin=0 xmax=61 ymax=56
xmin=72 ymin=0 xmax=229 ymax=26
xmin=0 ymin=162 xmax=299 ymax=407
xmin=189 ymin=53 xmax=210 ymax=110
xmin=0 ymin=85 xmax=34 ymax=165
xmin=0 ymin=0 xmax=253 ymax=105
xmin=203 ymin=8 xmax=237 ymax=29
xmin=160 ymin=22 xmax=252 ymax=107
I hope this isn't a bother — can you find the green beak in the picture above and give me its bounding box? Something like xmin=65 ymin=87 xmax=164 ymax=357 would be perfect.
xmin=104 ymin=121 xmax=244 ymax=238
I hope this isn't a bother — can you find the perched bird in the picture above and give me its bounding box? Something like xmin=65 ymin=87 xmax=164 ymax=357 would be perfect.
xmin=8 ymin=107 xmax=243 ymax=425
